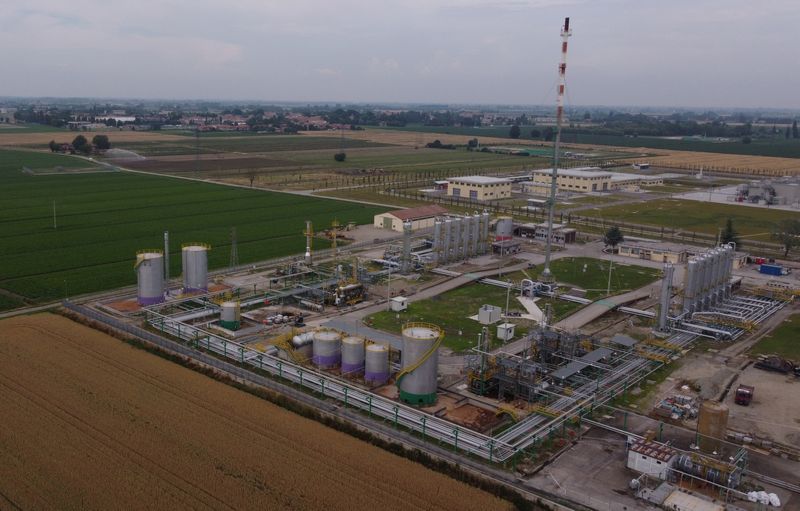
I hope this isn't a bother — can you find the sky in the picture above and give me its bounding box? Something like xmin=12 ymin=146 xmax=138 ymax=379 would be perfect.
xmin=1 ymin=0 xmax=798 ymax=109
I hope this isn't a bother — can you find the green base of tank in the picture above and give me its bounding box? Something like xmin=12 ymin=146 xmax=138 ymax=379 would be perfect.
xmin=399 ymin=389 xmax=437 ymax=406
xmin=220 ymin=320 xmax=240 ymax=330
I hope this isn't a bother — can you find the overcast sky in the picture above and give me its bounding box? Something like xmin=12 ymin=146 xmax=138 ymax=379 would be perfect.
xmin=1 ymin=0 xmax=798 ymax=109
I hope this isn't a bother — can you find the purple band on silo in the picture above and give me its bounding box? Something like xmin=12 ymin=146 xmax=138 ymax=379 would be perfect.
xmin=341 ymin=362 xmax=364 ymax=375
xmin=365 ymin=371 xmax=389 ymax=384
xmin=312 ymin=354 xmax=341 ymax=367
xmin=137 ymin=295 xmax=165 ymax=306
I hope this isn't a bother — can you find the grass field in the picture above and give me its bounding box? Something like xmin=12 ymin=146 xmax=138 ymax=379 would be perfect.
xmin=581 ymin=198 xmax=797 ymax=240
xmin=367 ymin=283 xmax=528 ymax=351
xmin=508 ymin=257 xmax=662 ymax=300
xmin=0 ymin=149 xmax=384 ymax=308
xmin=750 ymin=314 xmax=800 ymax=360
xmin=115 ymin=135 xmax=387 ymax=156
xmin=0 ymin=313 xmax=512 ymax=510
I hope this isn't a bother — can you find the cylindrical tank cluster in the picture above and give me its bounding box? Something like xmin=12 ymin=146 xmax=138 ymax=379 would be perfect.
xmin=135 ymin=250 xmax=165 ymax=306
xmin=675 ymin=454 xmax=740 ymax=488
xmin=220 ymin=301 xmax=241 ymax=330
xmin=657 ymin=263 xmax=675 ymax=331
xmin=312 ymin=330 xmax=341 ymax=369
xmin=697 ymin=401 xmax=729 ymax=454
xmin=495 ymin=216 xmax=513 ymax=241
xmin=431 ymin=212 xmax=489 ymax=266
xmin=364 ymin=343 xmax=389 ymax=385
xmin=291 ymin=332 xmax=314 ymax=361
xmin=682 ymin=245 xmax=735 ymax=314
xmin=182 ymin=243 xmax=209 ymax=294
xmin=398 ymin=324 xmax=441 ymax=406
xmin=341 ymin=336 xmax=365 ymax=376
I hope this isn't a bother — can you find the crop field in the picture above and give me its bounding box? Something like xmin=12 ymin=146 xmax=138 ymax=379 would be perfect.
xmin=0 ymin=149 xmax=384 ymax=308
xmin=750 ymin=314 xmax=800 ymax=360
xmin=0 ymin=129 xmax=187 ymax=147
xmin=581 ymin=198 xmax=798 ymax=240
xmin=0 ymin=313 xmax=512 ymax=510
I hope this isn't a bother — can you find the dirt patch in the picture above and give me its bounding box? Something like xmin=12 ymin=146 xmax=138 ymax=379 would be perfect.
xmin=0 ymin=313 xmax=512 ymax=510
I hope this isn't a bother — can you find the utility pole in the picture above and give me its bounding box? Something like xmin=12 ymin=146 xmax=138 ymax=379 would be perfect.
xmin=541 ymin=17 xmax=572 ymax=282
xmin=229 ymin=227 xmax=239 ymax=271
xmin=606 ymin=257 xmax=613 ymax=296
xmin=52 ymin=200 xmax=57 ymax=229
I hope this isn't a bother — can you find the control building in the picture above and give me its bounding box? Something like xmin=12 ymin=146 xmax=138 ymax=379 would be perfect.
xmin=446 ymin=176 xmax=511 ymax=201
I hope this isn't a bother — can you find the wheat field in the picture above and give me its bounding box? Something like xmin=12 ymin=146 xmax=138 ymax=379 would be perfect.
xmin=0 ymin=313 xmax=513 ymax=511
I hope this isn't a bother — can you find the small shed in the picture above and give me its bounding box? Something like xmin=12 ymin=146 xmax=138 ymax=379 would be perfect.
xmin=497 ymin=322 xmax=515 ymax=341
xmin=478 ymin=304 xmax=502 ymax=325
xmin=390 ymin=296 xmax=408 ymax=312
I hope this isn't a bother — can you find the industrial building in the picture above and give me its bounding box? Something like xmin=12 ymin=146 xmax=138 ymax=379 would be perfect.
xmin=522 ymin=167 xmax=612 ymax=194
xmin=446 ymin=176 xmax=512 ymax=201
xmin=373 ymin=204 xmax=448 ymax=232
xmin=618 ymin=242 xmax=690 ymax=264
xmin=735 ymin=177 xmax=800 ymax=206
xmin=513 ymin=222 xmax=577 ymax=245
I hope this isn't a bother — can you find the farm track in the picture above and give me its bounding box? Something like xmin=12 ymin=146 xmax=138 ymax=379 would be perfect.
xmin=0 ymin=314 xmax=512 ymax=510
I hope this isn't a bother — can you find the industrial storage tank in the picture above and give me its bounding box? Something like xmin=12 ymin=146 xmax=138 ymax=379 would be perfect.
xmin=398 ymin=323 xmax=442 ymax=405
xmin=697 ymin=401 xmax=729 ymax=453
xmin=312 ymin=330 xmax=342 ymax=369
xmin=495 ymin=216 xmax=513 ymax=241
xmin=135 ymin=250 xmax=165 ymax=305
xmin=182 ymin=243 xmax=209 ymax=294
xmin=291 ymin=332 xmax=315 ymax=361
xmin=220 ymin=301 xmax=241 ymax=330
xmin=341 ymin=336 xmax=365 ymax=376
xmin=364 ymin=343 xmax=389 ymax=385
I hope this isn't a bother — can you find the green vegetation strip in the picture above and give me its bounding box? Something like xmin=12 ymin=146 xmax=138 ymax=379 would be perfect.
xmin=750 ymin=314 xmax=800 ymax=360
xmin=0 ymin=149 xmax=385 ymax=307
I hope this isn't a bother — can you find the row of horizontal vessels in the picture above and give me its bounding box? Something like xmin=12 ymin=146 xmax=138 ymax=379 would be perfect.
xmin=290 ymin=324 xmax=442 ymax=406
xmin=135 ymin=243 xmax=210 ymax=305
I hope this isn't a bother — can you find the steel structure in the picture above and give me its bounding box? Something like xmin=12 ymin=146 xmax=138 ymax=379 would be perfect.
xmin=541 ymin=17 xmax=572 ymax=282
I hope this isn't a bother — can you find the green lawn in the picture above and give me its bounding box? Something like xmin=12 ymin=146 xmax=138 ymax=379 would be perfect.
xmin=508 ymin=257 xmax=662 ymax=300
xmin=582 ymin=199 xmax=798 ymax=240
xmin=0 ymin=149 xmax=385 ymax=308
xmin=750 ymin=315 xmax=800 ymax=360
xmin=366 ymin=283 xmax=530 ymax=352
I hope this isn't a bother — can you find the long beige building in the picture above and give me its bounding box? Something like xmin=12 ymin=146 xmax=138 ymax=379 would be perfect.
xmin=524 ymin=167 xmax=612 ymax=194
xmin=373 ymin=204 xmax=448 ymax=232
xmin=447 ymin=176 xmax=511 ymax=201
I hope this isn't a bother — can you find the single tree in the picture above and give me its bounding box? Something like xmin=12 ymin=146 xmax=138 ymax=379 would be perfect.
xmin=333 ymin=152 xmax=346 ymax=162
xmin=72 ymin=134 xmax=88 ymax=151
xmin=467 ymin=138 xmax=479 ymax=150
xmin=603 ymin=225 xmax=624 ymax=251
xmin=793 ymin=120 xmax=799 ymax=139
xmin=542 ymin=126 xmax=554 ymax=141
xmin=771 ymin=219 xmax=800 ymax=257
xmin=92 ymin=134 xmax=111 ymax=150
xmin=48 ymin=140 xmax=58 ymax=152
xmin=530 ymin=129 xmax=541 ymax=138
xmin=785 ymin=127 xmax=791 ymax=139
xmin=509 ymin=125 xmax=521 ymax=139
xmin=720 ymin=218 xmax=739 ymax=245
xmin=76 ymin=142 xmax=93 ymax=155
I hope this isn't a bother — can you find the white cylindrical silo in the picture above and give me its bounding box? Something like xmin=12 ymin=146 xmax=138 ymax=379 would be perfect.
xmin=460 ymin=215 xmax=471 ymax=259
xmin=432 ymin=219 xmax=443 ymax=264
xmin=136 ymin=250 xmax=165 ymax=306
xmin=442 ymin=218 xmax=452 ymax=263
xmin=182 ymin=243 xmax=209 ymax=294
xmin=220 ymin=301 xmax=241 ymax=330
xmin=398 ymin=324 xmax=441 ymax=406
xmin=312 ymin=330 xmax=341 ymax=369
xmin=469 ymin=214 xmax=480 ymax=256
xmin=496 ymin=216 xmax=513 ymax=241
xmin=341 ymin=336 xmax=365 ymax=376
xmin=451 ymin=217 xmax=462 ymax=261
xmin=364 ymin=343 xmax=389 ymax=385
xmin=683 ymin=258 xmax=698 ymax=314
xmin=481 ymin=211 xmax=491 ymax=253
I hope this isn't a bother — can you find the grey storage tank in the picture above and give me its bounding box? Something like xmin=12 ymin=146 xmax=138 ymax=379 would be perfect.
xmin=341 ymin=336 xmax=365 ymax=376
xmin=182 ymin=243 xmax=209 ymax=294
xmin=364 ymin=343 xmax=389 ymax=385
xmin=312 ymin=330 xmax=342 ymax=369
xmin=220 ymin=301 xmax=241 ymax=330
xmin=136 ymin=250 xmax=165 ymax=306
xmin=398 ymin=323 xmax=442 ymax=406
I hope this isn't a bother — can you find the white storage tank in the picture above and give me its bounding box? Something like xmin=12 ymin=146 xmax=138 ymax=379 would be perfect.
xmin=312 ymin=330 xmax=341 ymax=369
xmin=495 ymin=216 xmax=513 ymax=241
xmin=135 ymin=250 xmax=165 ymax=306
xmin=398 ymin=323 xmax=442 ymax=406
xmin=182 ymin=243 xmax=209 ymax=294
xmin=341 ymin=336 xmax=365 ymax=377
xmin=220 ymin=301 xmax=241 ymax=330
xmin=364 ymin=343 xmax=389 ymax=385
